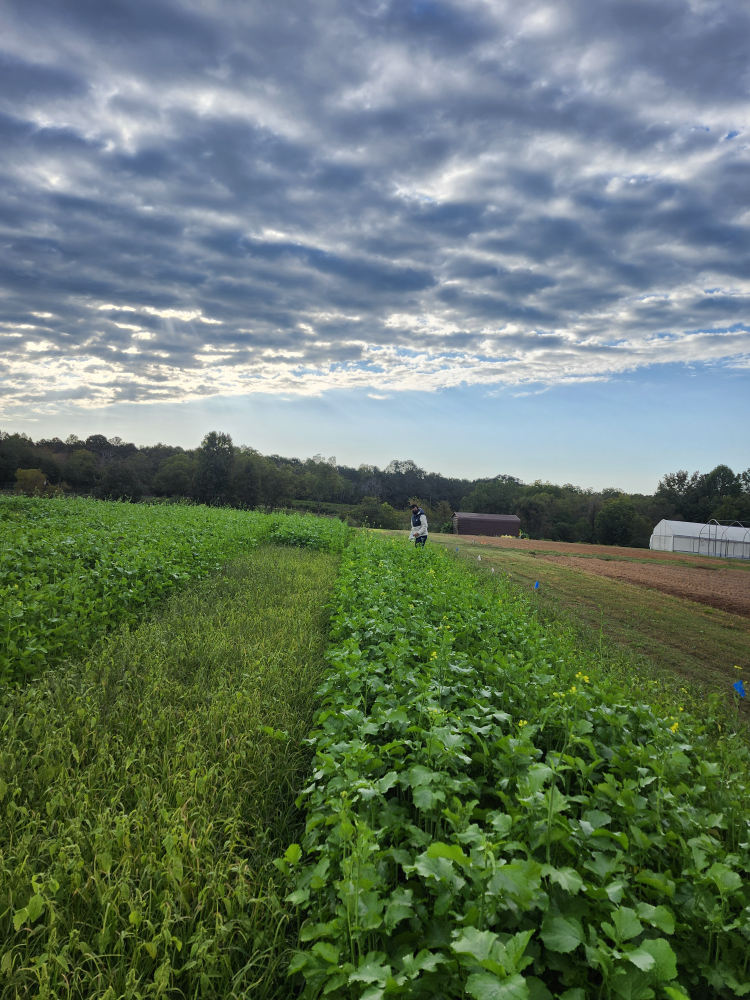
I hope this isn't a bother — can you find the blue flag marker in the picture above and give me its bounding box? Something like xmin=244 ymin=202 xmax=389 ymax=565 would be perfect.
xmin=534 ymin=581 xmax=539 ymax=590
xmin=733 ymin=680 xmax=746 ymax=698
xmin=455 ymin=547 xmax=458 ymax=551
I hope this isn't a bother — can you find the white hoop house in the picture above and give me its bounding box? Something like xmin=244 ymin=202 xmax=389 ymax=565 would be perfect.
xmin=650 ymin=519 xmax=750 ymax=560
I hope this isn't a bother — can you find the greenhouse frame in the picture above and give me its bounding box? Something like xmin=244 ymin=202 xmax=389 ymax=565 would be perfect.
xmin=650 ymin=519 xmax=750 ymax=559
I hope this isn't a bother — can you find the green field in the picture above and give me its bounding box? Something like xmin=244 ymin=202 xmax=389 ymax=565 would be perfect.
xmin=0 ymin=496 xmax=348 ymax=683
xmin=3 ymin=503 xmax=750 ymax=999
xmin=1 ymin=543 xmax=337 ymax=999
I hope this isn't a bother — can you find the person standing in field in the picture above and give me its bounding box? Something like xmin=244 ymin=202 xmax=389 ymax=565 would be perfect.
xmin=409 ymin=503 xmax=428 ymax=548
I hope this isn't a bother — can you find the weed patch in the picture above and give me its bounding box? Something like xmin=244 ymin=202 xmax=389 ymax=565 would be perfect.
xmin=0 ymin=544 xmax=338 ymax=999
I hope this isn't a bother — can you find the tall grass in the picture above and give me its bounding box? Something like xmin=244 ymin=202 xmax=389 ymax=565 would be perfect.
xmin=0 ymin=545 xmax=337 ymax=999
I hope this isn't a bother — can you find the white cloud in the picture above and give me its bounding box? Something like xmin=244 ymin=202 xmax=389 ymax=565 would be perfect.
xmin=0 ymin=0 xmax=748 ymax=412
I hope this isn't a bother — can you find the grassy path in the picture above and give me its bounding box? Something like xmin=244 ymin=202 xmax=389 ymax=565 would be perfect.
xmin=426 ymin=533 xmax=750 ymax=702
xmin=0 ymin=544 xmax=337 ymax=1000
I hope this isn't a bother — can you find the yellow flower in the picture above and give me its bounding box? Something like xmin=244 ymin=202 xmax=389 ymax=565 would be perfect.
xmin=517 ymin=719 xmax=528 ymax=728
xmin=569 ymin=686 xmax=577 ymax=695
xmin=430 ymin=651 xmax=438 ymax=659
xmin=734 ymin=665 xmax=742 ymax=671
xmin=575 ymin=672 xmax=590 ymax=684
xmin=670 ymin=722 xmax=679 ymax=733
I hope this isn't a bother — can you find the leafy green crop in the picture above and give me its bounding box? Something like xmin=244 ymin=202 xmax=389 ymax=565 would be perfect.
xmin=282 ymin=533 xmax=750 ymax=999
xmin=0 ymin=496 xmax=350 ymax=683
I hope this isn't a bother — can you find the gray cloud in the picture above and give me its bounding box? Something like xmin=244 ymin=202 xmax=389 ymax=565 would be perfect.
xmin=0 ymin=0 xmax=749 ymax=411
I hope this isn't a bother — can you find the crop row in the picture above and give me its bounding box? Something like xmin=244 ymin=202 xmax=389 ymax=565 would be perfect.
xmin=282 ymin=533 xmax=750 ymax=999
xmin=0 ymin=496 xmax=350 ymax=683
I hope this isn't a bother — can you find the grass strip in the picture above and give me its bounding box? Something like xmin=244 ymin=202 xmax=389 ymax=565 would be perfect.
xmin=283 ymin=533 xmax=750 ymax=999
xmin=1 ymin=497 xmax=349 ymax=683
xmin=0 ymin=544 xmax=337 ymax=999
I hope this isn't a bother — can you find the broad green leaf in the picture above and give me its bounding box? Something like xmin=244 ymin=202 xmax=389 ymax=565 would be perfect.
xmin=629 ymin=825 xmax=652 ymax=851
xmin=635 ymin=903 xmax=674 ymax=935
xmin=286 ymin=888 xmax=310 ymax=905
xmin=466 ymin=972 xmax=530 ymax=1000
xmin=543 ymin=786 xmax=570 ymax=815
xmin=409 ymin=764 xmax=435 ymax=786
xmin=605 ymin=881 xmax=627 ymax=904
xmin=611 ymin=907 xmax=643 ymax=942
xmin=427 ymin=842 xmax=470 ymax=867
xmin=349 ymin=954 xmax=391 ymax=984
xmin=323 ymin=972 xmax=348 ymax=994
xmin=525 ymin=764 xmax=554 ymax=793
xmin=490 ymin=813 xmax=513 ymax=837
xmin=452 ymin=927 xmax=499 ymax=963
xmin=300 ymin=919 xmax=343 ymax=942
xmin=26 ymin=894 xmax=44 ymax=924
xmin=414 ymin=854 xmax=457 ymax=884
xmin=663 ymin=988 xmax=691 ymax=1000
xmin=610 ymin=966 xmax=654 ymax=1000
xmin=384 ymin=888 xmax=413 ymax=931
xmin=583 ymin=810 xmax=612 ymax=828
xmin=502 ymin=930 xmax=534 ymax=975
xmin=540 ymin=915 xmax=585 ymax=953
xmin=488 ymin=861 xmax=543 ymax=907
xmin=526 ymin=977 xmax=553 ymax=1000
xmin=583 ymin=853 xmax=621 ymax=882
xmin=638 ymin=939 xmax=677 ymax=982
xmin=401 ymin=949 xmax=446 ymax=977
xmin=413 ymin=786 xmax=436 ymax=809
xmin=543 ymin=866 xmax=583 ymax=895
xmin=377 ymin=771 xmax=399 ymax=793
xmin=626 ymin=948 xmax=656 ymax=972
xmin=559 ymin=991 xmax=585 ymax=1000
xmin=635 ymin=870 xmax=675 ymax=898
xmin=708 ymin=863 xmax=742 ymax=894
xmin=287 ymin=952 xmax=309 ymax=976
xmin=357 ymin=891 xmax=384 ymax=930
xmin=12 ymin=908 xmax=28 ymax=932
xmin=311 ymin=942 xmax=339 ymax=964
xmin=284 ymin=843 xmax=302 ymax=865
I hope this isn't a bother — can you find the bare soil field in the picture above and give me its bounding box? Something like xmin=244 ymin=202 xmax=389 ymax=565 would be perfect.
xmin=465 ymin=534 xmax=750 ymax=571
xmin=553 ymin=555 xmax=750 ymax=617
xmin=456 ymin=534 xmax=750 ymax=616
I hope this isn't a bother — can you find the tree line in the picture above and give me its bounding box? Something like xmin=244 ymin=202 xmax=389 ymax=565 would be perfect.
xmin=3 ymin=429 xmax=749 ymax=546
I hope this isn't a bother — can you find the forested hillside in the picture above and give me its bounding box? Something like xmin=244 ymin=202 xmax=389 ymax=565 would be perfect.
xmin=2 ymin=429 xmax=749 ymax=546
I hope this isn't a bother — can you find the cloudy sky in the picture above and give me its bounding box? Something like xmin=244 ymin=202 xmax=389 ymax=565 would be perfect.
xmin=1 ymin=0 xmax=749 ymax=487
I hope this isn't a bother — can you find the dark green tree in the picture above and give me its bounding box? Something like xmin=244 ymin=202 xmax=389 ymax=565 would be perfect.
xmin=231 ymin=450 xmax=262 ymax=508
xmin=354 ymin=496 xmax=403 ymax=529
xmin=594 ymin=497 xmax=650 ymax=547
xmin=152 ymin=453 xmax=195 ymax=496
xmin=192 ymin=432 xmax=234 ymax=505
xmin=63 ymin=449 xmax=100 ymax=489
xmin=93 ymin=462 xmax=145 ymax=502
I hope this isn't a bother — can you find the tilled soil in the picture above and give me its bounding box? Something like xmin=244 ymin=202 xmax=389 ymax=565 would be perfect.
xmin=542 ymin=555 xmax=750 ymax=617
xmin=465 ymin=534 xmax=737 ymax=568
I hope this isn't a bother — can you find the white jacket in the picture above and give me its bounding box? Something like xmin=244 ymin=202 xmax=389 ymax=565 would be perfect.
xmin=409 ymin=511 xmax=428 ymax=539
